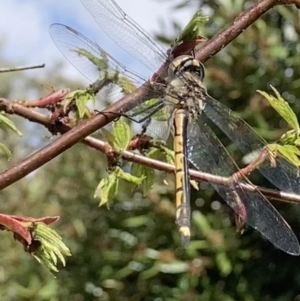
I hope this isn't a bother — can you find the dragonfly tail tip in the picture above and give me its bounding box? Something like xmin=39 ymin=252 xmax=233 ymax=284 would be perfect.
xmin=179 ymin=226 xmax=191 ymax=247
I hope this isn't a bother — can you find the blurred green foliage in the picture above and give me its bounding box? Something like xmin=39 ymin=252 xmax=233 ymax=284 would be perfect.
xmin=1 ymin=0 xmax=300 ymax=300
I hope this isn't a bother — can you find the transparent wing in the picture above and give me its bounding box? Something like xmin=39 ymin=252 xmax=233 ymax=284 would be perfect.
xmin=187 ymin=117 xmax=299 ymax=255
xmin=50 ymin=23 xmax=172 ymax=140
xmin=203 ymin=93 xmax=300 ymax=194
xmin=80 ymin=0 xmax=168 ymax=72
xmin=50 ymin=24 xmax=145 ymax=86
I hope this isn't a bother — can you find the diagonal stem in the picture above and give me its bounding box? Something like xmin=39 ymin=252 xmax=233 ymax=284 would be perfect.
xmin=195 ymin=0 xmax=278 ymax=61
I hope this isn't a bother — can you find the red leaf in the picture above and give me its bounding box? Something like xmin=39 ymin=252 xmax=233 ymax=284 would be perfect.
xmin=0 ymin=214 xmax=32 ymax=245
xmin=8 ymin=215 xmax=60 ymax=225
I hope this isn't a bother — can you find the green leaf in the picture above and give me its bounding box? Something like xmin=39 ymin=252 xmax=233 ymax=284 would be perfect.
xmin=170 ymin=9 xmax=208 ymax=57
xmin=148 ymin=140 xmax=174 ymax=164
xmin=117 ymin=76 xmax=137 ymax=94
xmin=192 ymin=211 xmax=212 ymax=236
xmin=0 ymin=113 xmax=22 ymax=136
xmin=267 ymin=143 xmax=300 ymax=169
xmin=29 ymin=222 xmax=71 ymax=273
xmin=257 ymin=86 xmax=299 ymax=134
xmin=95 ymin=166 xmax=145 ymax=207
xmin=155 ymin=144 xmax=174 ymax=165
xmin=73 ymin=48 xmax=109 ymax=71
xmin=0 ymin=143 xmax=11 ymax=159
xmin=294 ymin=137 xmax=300 ymax=146
xmin=140 ymin=263 xmax=161 ymax=279
xmin=115 ymin=166 xmax=145 ymax=186
xmin=64 ymin=89 xmax=95 ymax=119
xmin=74 ymin=49 xmax=133 ymax=92
xmin=275 ymin=144 xmax=300 ymax=168
xmin=123 ymin=215 xmax=151 ymax=228
xmin=146 ymin=147 xmax=164 ymax=160
xmin=75 ymin=93 xmax=93 ymax=119
xmin=94 ymin=172 xmax=119 ymax=206
xmin=131 ymin=163 xmax=155 ymax=194
xmin=215 ymin=252 xmax=232 ymax=276
xmin=159 ymin=262 xmax=189 ymax=274
xmin=174 ymin=9 xmax=209 ymax=44
xmin=101 ymin=128 xmax=116 ymax=146
xmin=112 ymin=117 xmax=131 ymax=151
xmin=278 ymin=129 xmax=298 ymax=146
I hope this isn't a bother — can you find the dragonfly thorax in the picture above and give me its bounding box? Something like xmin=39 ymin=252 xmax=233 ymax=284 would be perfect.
xmin=165 ymin=56 xmax=206 ymax=118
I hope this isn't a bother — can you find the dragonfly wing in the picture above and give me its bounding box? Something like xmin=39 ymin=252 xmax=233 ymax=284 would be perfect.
xmin=203 ymin=94 xmax=300 ymax=194
xmin=50 ymin=24 xmax=145 ymax=85
xmin=80 ymin=0 xmax=167 ymax=72
xmin=145 ymin=117 xmax=172 ymax=141
xmin=186 ymin=118 xmax=299 ymax=255
xmin=50 ymin=24 xmax=172 ymax=141
xmin=128 ymin=99 xmax=174 ymax=141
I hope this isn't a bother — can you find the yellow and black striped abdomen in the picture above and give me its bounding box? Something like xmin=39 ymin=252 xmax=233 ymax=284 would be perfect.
xmin=173 ymin=108 xmax=191 ymax=245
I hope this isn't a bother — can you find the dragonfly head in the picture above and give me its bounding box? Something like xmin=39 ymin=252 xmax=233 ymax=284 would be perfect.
xmin=168 ymin=55 xmax=205 ymax=81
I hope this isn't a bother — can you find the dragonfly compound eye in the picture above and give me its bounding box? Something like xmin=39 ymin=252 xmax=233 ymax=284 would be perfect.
xmin=169 ymin=55 xmax=205 ymax=81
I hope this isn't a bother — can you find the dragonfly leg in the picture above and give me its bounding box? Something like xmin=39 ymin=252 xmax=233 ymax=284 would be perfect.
xmin=119 ymin=101 xmax=165 ymax=135
xmin=127 ymin=100 xmax=164 ymax=119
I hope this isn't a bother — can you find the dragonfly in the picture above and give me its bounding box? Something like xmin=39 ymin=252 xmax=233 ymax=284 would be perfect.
xmin=50 ymin=0 xmax=300 ymax=255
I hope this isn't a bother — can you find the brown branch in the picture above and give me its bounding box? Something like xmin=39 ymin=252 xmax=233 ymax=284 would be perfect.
xmin=0 ymin=99 xmax=58 ymax=134
xmin=278 ymin=0 xmax=300 ymax=7
xmin=195 ymin=0 xmax=278 ymax=61
xmin=0 ymin=0 xmax=287 ymax=189
xmin=1 ymin=98 xmax=300 ymax=205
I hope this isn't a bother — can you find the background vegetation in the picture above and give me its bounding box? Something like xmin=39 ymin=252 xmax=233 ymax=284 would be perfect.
xmin=1 ymin=0 xmax=300 ymax=300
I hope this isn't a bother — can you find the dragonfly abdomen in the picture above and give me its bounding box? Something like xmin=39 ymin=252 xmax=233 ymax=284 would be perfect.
xmin=174 ymin=107 xmax=191 ymax=245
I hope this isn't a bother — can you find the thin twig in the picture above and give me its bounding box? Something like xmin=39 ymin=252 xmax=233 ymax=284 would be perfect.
xmin=0 ymin=64 xmax=45 ymax=73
